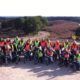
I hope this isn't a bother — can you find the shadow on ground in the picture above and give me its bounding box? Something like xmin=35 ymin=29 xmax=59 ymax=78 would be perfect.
xmin=3 ymin=61 xmax=77 ymax=80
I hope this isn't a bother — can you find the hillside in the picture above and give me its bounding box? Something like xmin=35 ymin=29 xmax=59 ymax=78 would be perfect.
xmin=44 ymin=20 xmax=79 ymax=39
xmin=0 ymin=17 xmax=80 ymax=39
xmin=0 ymin=28 xmax=26 ymax=38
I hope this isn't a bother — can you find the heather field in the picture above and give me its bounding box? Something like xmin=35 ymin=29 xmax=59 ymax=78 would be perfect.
xmin=45 ymin=20 xmax=79 ymax=39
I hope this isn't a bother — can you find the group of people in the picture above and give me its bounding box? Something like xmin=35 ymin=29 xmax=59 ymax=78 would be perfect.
xmin=0 ymin=36 xmax=80 ymax=71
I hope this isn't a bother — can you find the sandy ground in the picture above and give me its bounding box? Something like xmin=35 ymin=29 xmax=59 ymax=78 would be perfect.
xmin=0 ymin=61 xmax=80 ymax=80
xmin=11 ymin=31 xmax=50 ymax=42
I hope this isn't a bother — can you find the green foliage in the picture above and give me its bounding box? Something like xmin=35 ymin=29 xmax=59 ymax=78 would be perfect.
xmin=1 ymin=16 xmax=48 ymax=34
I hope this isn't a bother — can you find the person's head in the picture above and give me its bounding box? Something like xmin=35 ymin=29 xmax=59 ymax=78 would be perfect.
xmin=42 ymin=38 xmax=45 ymax=41
xmin=11 ymin=41 xmax=13 ymax=45
xmin=56 ymin=40 xmax=60 ymax=43
xmin=73 ymin=40 xmax=77 ymax=45
xmin=20 ymin=38 xmax=23 ymax=42
xmin=66 ymin=39 xmax=69 ymax=42
xmin=1 ymin=38 xmax=4 ymax=41
xmin=6 ymin=38 xmax=10 ymax=42
xmin=56 ymin=40 xmax=60 ymax=45
xmin=16 ymin=36 xmax=18 ymax=39
xmin=46 ymin=38 xmax=49 ymax=42
xmin=26 ymin=39 xmax=28 ymax=43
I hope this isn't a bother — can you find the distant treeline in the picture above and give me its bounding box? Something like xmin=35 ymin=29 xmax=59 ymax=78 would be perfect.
xmin=1 ymin=16 xmax=48 ymax=34
xmin=47 ymin=17 xmax=80 ymax=23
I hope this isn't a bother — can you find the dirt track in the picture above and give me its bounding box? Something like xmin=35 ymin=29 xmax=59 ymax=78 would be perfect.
xmin=11 ymin=31 xmax=50 ymax=42
xmin=0 ymin=62 xmax=80 ymax=80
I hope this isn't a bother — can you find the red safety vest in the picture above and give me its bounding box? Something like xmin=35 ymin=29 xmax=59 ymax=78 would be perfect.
xmin=71 ymin=44 xmax=78 ymax=50
xmin=40 ymin=41 xmax=47 ymax=47
xmin=25 ymin=43 xmax=30 ymax=51
xmin=55 ymin=42 xmax=60 ymax=50
xmin=0 ymin=41 xmax=5 ymax=47
xmin=6 ymin=41 xmax=11 ymax=45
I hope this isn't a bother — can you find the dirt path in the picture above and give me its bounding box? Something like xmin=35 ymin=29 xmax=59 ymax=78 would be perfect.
xmin=23 ymin=31 xmax=50 ymax=41
xmin=0 ymin=62 xmax=80 ymax=80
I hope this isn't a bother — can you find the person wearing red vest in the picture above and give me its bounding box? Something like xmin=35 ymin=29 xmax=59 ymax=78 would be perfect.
xmin=70 ymin=41 xmax=79 ymax=56
xmin=24 ymin=42 xmax=30 ymax=52
xmin=40 ymin=40 xmax=47 ymax=47
xmin=6 ymin=38 xmax=11 ymax=45
xmin=54 ymin=40 xmax=60 ymax=50
xmin=0 ymin=39 xmax=6 ymax=56
xmin=24 ymin=41 xmax=31 ymax=61
xmin=0 ymin=40 xmax=5 ymax=47
xmin=71 ymin=41 xmax=78 ymax=51
xmin=40 ymin=39 xmax=47 ymax=53
xmin=44 ymin=47 xmax=53 ymax=65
